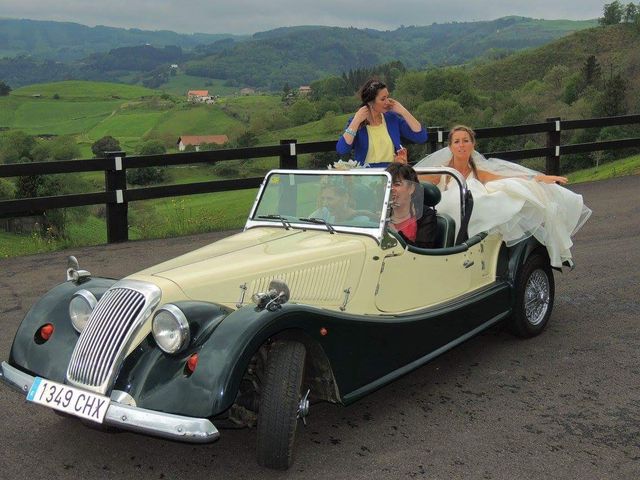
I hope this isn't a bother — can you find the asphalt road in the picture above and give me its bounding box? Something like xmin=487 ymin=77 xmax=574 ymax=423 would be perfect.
xmin=0 ymin=175 xmax=638 ymax=480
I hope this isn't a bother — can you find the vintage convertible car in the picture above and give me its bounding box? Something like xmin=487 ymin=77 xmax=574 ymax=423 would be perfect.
xmin=1 ymin=167 xmax=556 ymax=469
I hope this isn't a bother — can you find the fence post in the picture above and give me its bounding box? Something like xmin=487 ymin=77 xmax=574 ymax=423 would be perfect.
xmin=279 ymin=139 xmax=298 ymax=169
xmin=104 ymin=151 xmax=128 ymax=243
xmin=545 ymin=117 xmax=561 ymax=175
xmin=427 ymin=127 xmax=444 ymax=154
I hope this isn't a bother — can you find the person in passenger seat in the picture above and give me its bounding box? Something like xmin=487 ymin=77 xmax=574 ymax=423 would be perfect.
xmin=386 ymin=162 xmax=437 ymax=248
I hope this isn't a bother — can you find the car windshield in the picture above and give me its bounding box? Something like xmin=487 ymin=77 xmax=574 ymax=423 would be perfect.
xmin=249 ymin=170 xmax=390 ymax=235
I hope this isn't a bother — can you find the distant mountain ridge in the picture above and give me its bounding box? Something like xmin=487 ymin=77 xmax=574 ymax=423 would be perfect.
xmin=0 ymin=16 xmax=597 ymax=89
xmin=184 ymin=17 xmax=598 ymax=89
xmin=0 ymin=18 xmax=246 ymax=61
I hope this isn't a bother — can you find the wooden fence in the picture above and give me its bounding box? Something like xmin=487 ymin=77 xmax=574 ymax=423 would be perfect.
xmin=1 ymin=114 xmax=640 ymax=243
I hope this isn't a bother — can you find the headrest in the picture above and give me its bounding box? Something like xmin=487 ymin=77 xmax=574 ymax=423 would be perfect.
xmin=421 ymin=182 xmax=441 ymax=207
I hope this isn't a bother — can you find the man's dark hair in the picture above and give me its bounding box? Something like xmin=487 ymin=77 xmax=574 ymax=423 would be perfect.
xmin=386 ymin=162 xmax=418 ymax=184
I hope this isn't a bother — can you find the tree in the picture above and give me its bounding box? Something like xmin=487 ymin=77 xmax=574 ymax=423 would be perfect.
xmin=600 ymin=1 xmax=624 ymax=25
xmin=394 ymin=71 xmax=427 ymax=111
xmin=593 ymin=73 xmax=628 ymax=116
xmin=289 ymin=98 xmax=317 ymax=125
xmin=422 ymin=68 xmax=472 ymax=103
xmin=0 ymin=81 xmax=11 ymax=96
xmin=543 ymin=65 xmax=571 ymax=90
xmin=0 ymin=131 xmax=36 ymax=164
xmin=0 ymin=178 xmax=15 ymax=199
xmin=31 ymin=136 xmax=80 ymax=162
xmin=282 ymin=82 xmax=291 ymax=99
xmin=234 ymin=130 xmax=258 ymax=148
xmin=623 ymin=2 xmax=638 ymax=22
xmin=562 ymin=72 xmax=586 ymax=105
xmin=581 ymin=55 xmax=602 ymax=87
xmin=415 ymin=99 xmax=465 ymax=128
xmin=127 ymin=141 xmax=168 ymax=185
xmin=14 ymin=167 xmax=67 ymax=238
xmin=91 ymin=136 xmax=121 ymax=158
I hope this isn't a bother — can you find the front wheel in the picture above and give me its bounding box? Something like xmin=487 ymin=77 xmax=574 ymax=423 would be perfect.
xmin=256 ymin=341 xmax=307 ymax=470
xmin=509 ymin=251 xmax=555 ymax=338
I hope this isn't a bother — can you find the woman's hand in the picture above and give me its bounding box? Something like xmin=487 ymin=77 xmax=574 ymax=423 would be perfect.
xmin=394 ymin=147 xmax=408 ymax=164
xmin=352 ymin=105 xmax=370 ymax=127
xmin=387 ymin=98 xmax=406 ymax=115
xmin=535 ymin=174 xmax=568 ymax=184
xmin=387 ymin=98 xmax=422 ymax=133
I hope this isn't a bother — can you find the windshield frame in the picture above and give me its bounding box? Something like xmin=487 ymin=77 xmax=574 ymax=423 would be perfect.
xmin=245 ymin=169 xmax=393 ymax=244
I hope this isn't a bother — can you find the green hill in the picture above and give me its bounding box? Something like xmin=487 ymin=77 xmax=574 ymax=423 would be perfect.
xmin=0 ymin=18 xmax=244 ymax=61
xmin=472 ymin=24 xmax=640 ymax=93
xmin=0 ymin=81 xmax=265 ymax=153
xmin=185 ymin=17 xmax=597 ymax=89
xmin=1 ymin=16 xmax=596 ymax=90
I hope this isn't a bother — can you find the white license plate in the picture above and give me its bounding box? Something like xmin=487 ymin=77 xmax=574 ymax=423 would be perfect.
xmin=26 ymin=377 xmax=109 ymax=424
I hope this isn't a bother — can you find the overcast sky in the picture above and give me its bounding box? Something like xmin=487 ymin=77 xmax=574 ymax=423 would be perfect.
xmin=1 ymin=1 xmax=607 ymax=35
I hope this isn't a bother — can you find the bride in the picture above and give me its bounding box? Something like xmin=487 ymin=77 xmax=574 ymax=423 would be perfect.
xmin=415 ymin=125 xmax=592 ymax=268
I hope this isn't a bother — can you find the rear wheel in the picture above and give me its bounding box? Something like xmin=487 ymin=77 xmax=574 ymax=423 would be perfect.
xmin=509 ymin=252 xmax=555 ymax=338
xmin=256 ymin=341 xmax=307 ymax=470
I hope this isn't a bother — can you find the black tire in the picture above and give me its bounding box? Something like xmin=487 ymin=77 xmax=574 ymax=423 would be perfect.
xmin=256 ymin=341 xmax=307 ymax=470
xmin=509 ymin=251 xmax=555 ymax=338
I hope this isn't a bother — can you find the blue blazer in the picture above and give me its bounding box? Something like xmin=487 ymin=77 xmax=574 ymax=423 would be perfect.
xmin=336 ymin=111 xmax=428 ymax=165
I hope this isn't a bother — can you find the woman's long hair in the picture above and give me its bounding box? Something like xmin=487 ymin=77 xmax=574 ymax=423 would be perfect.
xmin=359 ymin=78 xmax=387 ymax=107
xmin=358 ymin=78 xmax=387 ymax=127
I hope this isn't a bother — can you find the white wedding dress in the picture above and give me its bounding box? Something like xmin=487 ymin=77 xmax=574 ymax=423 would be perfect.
xmin=415 ymin=148 xmax=592 ymax=268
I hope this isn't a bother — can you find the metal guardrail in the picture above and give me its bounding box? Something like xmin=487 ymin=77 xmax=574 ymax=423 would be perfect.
xmin=1 ymin=115 xmax=640 ymax=243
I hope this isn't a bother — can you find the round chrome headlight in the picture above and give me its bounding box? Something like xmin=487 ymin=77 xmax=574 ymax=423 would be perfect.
xmin=152 ymin=304 xmax=190 ymax=354
xmin=69 ymin=289 xmax=97 ymax=333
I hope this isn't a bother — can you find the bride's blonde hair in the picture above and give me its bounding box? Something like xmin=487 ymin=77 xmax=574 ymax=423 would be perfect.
xmin=447 ymin=125 xmax=478 ymax=178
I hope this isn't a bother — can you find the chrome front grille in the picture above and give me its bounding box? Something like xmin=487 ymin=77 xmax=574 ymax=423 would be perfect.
xmin=66 ymin=280 xmax=161 ymax=394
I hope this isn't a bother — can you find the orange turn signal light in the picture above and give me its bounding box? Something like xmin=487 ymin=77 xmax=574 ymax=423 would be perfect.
xmin=39 ymin=324 xmax=54 ymax=341
xmin=185 ymin=353 xmax=199 ymax=375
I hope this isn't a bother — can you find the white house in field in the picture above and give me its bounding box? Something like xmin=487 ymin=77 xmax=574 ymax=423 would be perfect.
xmin=176 ymin=135 xmax=229 ymax=152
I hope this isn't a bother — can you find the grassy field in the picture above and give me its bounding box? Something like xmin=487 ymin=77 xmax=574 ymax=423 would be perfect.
xmin=0 ymin=81 xmax=275 ymax=157
xmin=148 ymin=104 xmax=241 ymax=139
xmin=9 ymin=99 xmax=123 ymax=135
xmin=12 ymin=81 xmax=157 ymax=100
xmin=567 ymin=154 xmax=640 ymax=183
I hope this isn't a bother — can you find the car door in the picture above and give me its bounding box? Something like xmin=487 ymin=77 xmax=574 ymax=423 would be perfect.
xmin=375 ymin=245 xmax=481 ymax=313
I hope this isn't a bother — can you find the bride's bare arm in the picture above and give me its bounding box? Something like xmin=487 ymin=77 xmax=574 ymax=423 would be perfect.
xmin=418 ymin=174 xmax=441 ymax=184
xmin=478 ymin=169 xmax=568 ymax=185
xmin=533 ymin=174 xmax=568 ymax=184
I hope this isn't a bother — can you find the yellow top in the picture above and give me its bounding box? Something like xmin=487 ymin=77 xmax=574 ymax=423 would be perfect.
xmin=365 ymin=116 xmax=395 ymax=164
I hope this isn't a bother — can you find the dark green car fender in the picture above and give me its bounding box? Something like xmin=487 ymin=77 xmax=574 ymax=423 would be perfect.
xmin=9 ymin=277 xmax=117 ymax=382
xmin=504 ymin=237 xmax=550 ymax=299
xmin=115 ymin=302 xmax=336 ymax=418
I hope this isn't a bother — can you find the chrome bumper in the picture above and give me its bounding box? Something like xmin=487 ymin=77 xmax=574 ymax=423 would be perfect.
xmin=0 ymin=361 xmax=220 ymax=444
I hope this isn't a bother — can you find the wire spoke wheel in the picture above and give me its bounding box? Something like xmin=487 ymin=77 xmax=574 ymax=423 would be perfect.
xmin=509 ymin=251 xmax=555 ymax=338
xmin=524 ymin=269 xmax=550 ymax=326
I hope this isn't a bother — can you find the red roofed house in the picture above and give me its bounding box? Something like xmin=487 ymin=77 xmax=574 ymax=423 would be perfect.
xmin=177 ymin=135 xmax=229 ymax=152
xmin=187 ymin=90 xmax=211 ymax=103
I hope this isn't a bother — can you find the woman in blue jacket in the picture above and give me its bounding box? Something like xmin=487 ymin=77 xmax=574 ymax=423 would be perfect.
xmin=336 ymin=78 xmax=428 ymax=167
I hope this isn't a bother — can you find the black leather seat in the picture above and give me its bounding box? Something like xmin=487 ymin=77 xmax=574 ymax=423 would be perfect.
xmin=422 ymin=182 xmax=456 ymax=248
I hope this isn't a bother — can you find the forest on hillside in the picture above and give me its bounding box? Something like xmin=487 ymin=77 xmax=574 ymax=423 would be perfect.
xmin=0 ymin=16 xmax=595 ymax=89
